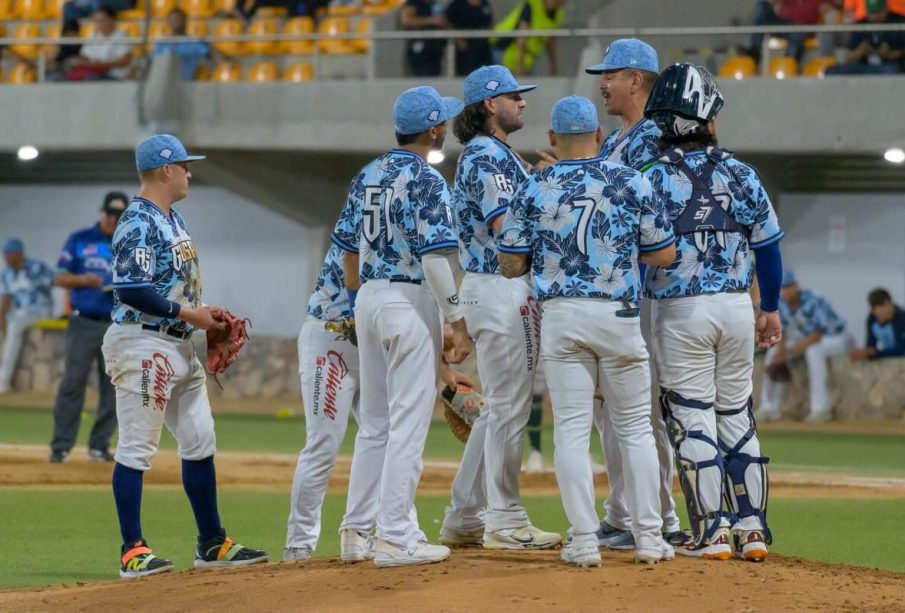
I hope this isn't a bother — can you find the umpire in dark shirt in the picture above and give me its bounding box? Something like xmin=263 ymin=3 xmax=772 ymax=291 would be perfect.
xmin=49 ymin=192 xmax=128 ymax=463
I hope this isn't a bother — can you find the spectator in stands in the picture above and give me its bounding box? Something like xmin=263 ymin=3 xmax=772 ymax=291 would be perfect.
xmin=844 ymin=0 xmax=905 ymax=21
xmin=850 ymin=288 xmax=905 ymax=360
xmin=0 ymin=239 xmax=54 ymax=395
xmin=749 ymin=0 xmax=840 ymax=63
xmin=491 ymin=0 xmax=566 ymax=77
xmin=400 ymin=0 xmax=448 ymax=76
xmin=152 ymin=8 xmax=213 ymax=81
xmin=62 ymin=0 xmax=134 ymax=21
xmin=46 ymin=20 xmax=84 ymax=81
xmin=445 ymin=0 xmax=493 ymax=76
xmin=65 ymin=8 xmax=134 ymax=81
xmin=757 ymin=270 xmax=854 ymax=422
xmin=826 ymin=0 xmax=905 ymax=74
xmin=48 ymin=192 xmax=126 ymax=464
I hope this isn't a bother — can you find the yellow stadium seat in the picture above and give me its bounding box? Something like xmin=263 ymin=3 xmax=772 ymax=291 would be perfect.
xmin=118 ymin=0 xmax=146 ymax=19
xmin=0 ymin=0 xmax=19 ymax=20
xmin=20 ymin=0 xmax=45 ymax=20
xmin=213 ymin=0 xmax=236 ymax=14
xmin=245 ymin=17 xmax=278 ymax=55
xmin=327 ymin=3 xmax=358 ymax=16
xmin=317 ymin=16 xmax=352 ymax=54
xmin=718 ymin=56 xmax=756 ymax=80
xmin=212 ymin=18 xmax=244 ymax=56
xmin=79 ymin=21 xmax=97 ymax=38
xmin=147 ymin=20 xmax=172 ymax=38
xmin=348 ymin=17 xmax=371 ymax=54
xmin=281 ymin=16 xmax=314 ymax=55
xmin=210 ymin=61 xmax=241 ymax=81
xmin=117 ymin=20 xmax=142 ymax=54
xmin=180 ymin=0 xmax=213 ymax=18
xmin=9 ymin=22 xmax=41 ymax=60
xmin=245 ymin=60 xmax=278 ymax=82
xmin=42 ymin=22 xmax=60 ymax=61
xmin=802 ymin=56 xmax=836 ymax=78
xmin=768 ymin=56 xmax=798 ymax=79
xmin=150 ymin=0 xmax=175 ymax=18
xmin=256 ymin=5 xmax=285 ymax=17
xmin=194 ymin=63 xmax=210 ymax=80
xmin=283 ymin=60 xmax=313 ymax=82
xmin=7 ymin=62 xmax=37 ymax=84
xmin=186 ymin=18 xmax=208 ymax=37
xmin=45 ymin=0 xmax=65 ymax=18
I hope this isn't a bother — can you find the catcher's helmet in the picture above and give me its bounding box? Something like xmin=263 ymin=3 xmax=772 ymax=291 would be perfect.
xmin=644 ymin=63 xmax=724 ymax=138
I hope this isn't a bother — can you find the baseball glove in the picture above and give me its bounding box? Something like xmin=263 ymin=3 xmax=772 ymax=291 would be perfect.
xmin=765 ymin=361 xmax=792 ymax=383
xmin=206 ymin=309 xmax=251 ymax=383
xmin=324 ymin=318 xmax=358 ymax=347
xmin=441 ymin=384 xmax=484 ymax=444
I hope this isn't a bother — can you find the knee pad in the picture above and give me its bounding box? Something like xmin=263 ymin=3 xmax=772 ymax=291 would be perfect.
xmin=660 ymin=390 xmax=725 ymax=546
xmin=717 ymin=398 xmax=772 ymax=544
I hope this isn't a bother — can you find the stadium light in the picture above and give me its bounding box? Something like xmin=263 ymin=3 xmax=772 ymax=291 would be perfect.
xmin=17 ymin=145 xmax=39 ymax=161
xmin=883 ymin=147 xmax=905 ymax=164
xmin=427 ymin=150 xmax=445 ymax=165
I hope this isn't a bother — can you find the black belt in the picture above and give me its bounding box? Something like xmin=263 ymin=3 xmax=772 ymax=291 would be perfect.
xmin=77 ymin=312 xmax=111 ymax=323
xmin=389 ymin=279 xmax=422 ymax=285
xmin=142 ymin=323 xmax=192 ymax=340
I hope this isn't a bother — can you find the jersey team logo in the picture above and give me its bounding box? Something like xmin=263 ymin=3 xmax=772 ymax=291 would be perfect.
xmin=485 ymin=80 xmax=500 ymax=92
xmin=135 ymin=247 xmax=153 ymax=274
xmin=170 ymin=240 xmax=198 ymax=270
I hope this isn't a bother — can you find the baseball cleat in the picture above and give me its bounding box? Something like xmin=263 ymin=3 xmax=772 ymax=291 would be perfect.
xmin=663 ymin=529 xmax=694 ymax=548
xmin=596 ymin=521 xmax=633 ymax=549
xmin=48 ymin=450 xmax=69 ymax=464
xmin=194 ymin=531 xmax=269 ymax=569
xmin=732 ymin=529 xmax=768 ymax=562
xmin=634 ymin=541 xmax=675 ymax=565
xmin=483 ymin=525 xmax=562 ymax=550
xmin=525 ymin=449 xmax=545 ymax=473
xmin=439 ymin=525 xmax=485 ymax=547
xmin=340 ymin=529 xmax=374 ymax=563
xmin=560 ymin=535 xmax=602 ymax=568
xmin=675 ymin=528 xmax=733 ymax=561
xmin=373 ymin=539 xmax=450 ymax=568
xmin=119 ymin=539 xmax=175 ymax=579
xmin=88 ymin=448 xmax=115 ymax=462
xmin=283 ymin=546 xmax=313 ymax=562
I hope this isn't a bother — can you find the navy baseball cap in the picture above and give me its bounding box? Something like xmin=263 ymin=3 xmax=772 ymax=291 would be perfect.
xmin=781 ymin=269 xmax=797 ymax=286
xmin=135 ymin=134 xmax=205 ymax=173
xmin=585 ymin=38 xmax=659 ymax=75
xmin=550 ymin=96 xmax=599 ymax=134
xmin=3 ymin=238 xmax=24 ymax=254
xmin=393 ymin=86 xmax=464 ymax=136
xmin=463 ymin=65 xmax=537 ymax=106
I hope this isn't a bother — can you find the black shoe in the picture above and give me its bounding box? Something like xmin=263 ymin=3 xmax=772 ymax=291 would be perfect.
xmin=664 ymin=529 xmax=694 ymax=547
xmin=120 ymin=539 xmax=175 ymax=579
xmin=194 ymin=530 xmax=269 ymax=569
xmin=88 ymin=448 xmax=115 ymax=462
xmin=48 ymin=450 xmax=69 ymax=463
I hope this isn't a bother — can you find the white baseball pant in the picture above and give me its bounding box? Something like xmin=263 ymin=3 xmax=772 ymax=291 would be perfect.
xmin=0 ymin=308 xmax=47 ymax=391
xmin=542 ymin=298 xmax=663 ymax=551
xmin=444 ymin=272 xmax=538 ymax=533
xmin=102 ymin=323 xmax=216 ymax=471
xmin=340 ymin=280 xmax=440 ymax=548
xmin=285 ymin=316 xmax=362 ymax=552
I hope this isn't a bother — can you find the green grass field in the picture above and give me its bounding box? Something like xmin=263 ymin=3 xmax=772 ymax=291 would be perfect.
xmin=1 ymin=405 xmax=904 ymax=590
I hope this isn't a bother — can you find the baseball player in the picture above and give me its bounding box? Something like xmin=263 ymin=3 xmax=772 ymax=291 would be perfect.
xmin=333 ymin=86 xmax=473 ymax=567
xmin=283 ymin=244 xmax=474 ymax=562
xmin=584 ymin=39 xmax=690 ymax=550
xmin=642 ymin=64 xmax=784 ymax=562
xmin=104 ymin=134 xmax=267 ymax=578
xmin=440 ymin=64 xmax=561 ymax=550
xmin=498 ymin=96 xmax=677 ymax=567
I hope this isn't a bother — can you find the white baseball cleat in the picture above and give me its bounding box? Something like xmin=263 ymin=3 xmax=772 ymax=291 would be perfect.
xmin=283 ymin=546 xmax=313 ymax=562
xmin=634 ymin=541 xmax=675 ymax=565
xmin=483 ymin=525 xmax=562 ymax=550
xmin=439 ymin=525 xmax=485 ymax=547
xmin=675 ymin=527 xmax=733 ymax=561
xmin=560 ymin=534 xmax=602 ymax=568
xmin=525 ymin=450 xmax=545 ymax=473
xmin=732 ymin=529 xmax=769 ymax=562
xmin=340 ymin=529 xmax=373 ymax=563
xmin=373 ymin=539 xmax=450 ymax=568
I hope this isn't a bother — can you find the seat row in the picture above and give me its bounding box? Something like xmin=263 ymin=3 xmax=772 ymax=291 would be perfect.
xmin=719 ymin=55 xmax=838 ymax=79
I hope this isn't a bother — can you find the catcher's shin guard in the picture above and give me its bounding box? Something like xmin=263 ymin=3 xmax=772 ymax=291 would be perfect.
xmin=661 ymin=390 xmax=725 ymax=547
xmin=717 ymin=399 xmax=772 ymax=544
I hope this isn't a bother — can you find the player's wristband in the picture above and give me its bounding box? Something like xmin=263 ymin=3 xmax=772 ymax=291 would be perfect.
xmin=752 ymin=242 xmax=782 ymax=312
xmin=347 ymin=288 xmax=357 ymax=312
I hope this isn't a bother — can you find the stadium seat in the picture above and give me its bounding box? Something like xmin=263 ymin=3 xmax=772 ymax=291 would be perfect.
xmin=9 ymin=23 xmax=41 ymax=61
xmin=147 ymin=20 xmax=172 ymax=38
xmin=256 ymin=5 xmax=286 ymax=17
xmin=327 ymin=3 xmax=359 ymax=17
xmin=180 ymin=0 xmax=213 ymax=18
xmin=802 ymin=56 xmax=836 ymax=78
xmin=186 ymin=18 xmax=208 ymax=37
xmin=42 ymin=22 xmax=61 ymax=62
xmin=6 ymin=62 xmax=36 ymax=84
xmin=118 ymin=0 xmax=146 ymax=19
xmin=348 ymin=18 xmax=371 ymax=54
xmin=281 ymin=16 xmax=314 ymax=55
xmin=194 ymin=63 xmax=210 ymax=80
xmin=213 ymin=0 xmax=236 ymax=15
xmin=245 ymin=17 xmax=279 ymax=55
xmin=282 ymin=60 xmax=313 ymax=82
xmin=210 ymin=61 xmax=241 ymax=81
xmin=0 ymin=0 xmax=19 ymax=20
xmin=20 ymin=0 xmax=45 ymax=20
xmin=212 ymin=18 xmax=244 ymax=56
xmin=246 ymin=60 xmax=278 ymax=82
xmin=79 ymin=21 xmax=97 ymax=38
xmin=317 ymin=16 xmax=353 ymax=54
xmin=117 ymin=20 xmax=142 ymax=54
xmin=718 ymin=56 xmax=756 ymax=80
xmin=150 ymin=0 xmax=176 ymax=18
xmin=768 ymin=56 xmax=798 ymax=79
xmin=45 ymin=0 xmax=65 ymax=19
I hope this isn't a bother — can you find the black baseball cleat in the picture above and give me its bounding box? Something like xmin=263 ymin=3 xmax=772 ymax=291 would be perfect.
xmin=120 ymin=540 xmax=175 ymax=579
xmin=664 ymin=529 xmax=694 ymax=548
xmin=88 ymin=448 xmax=115 ymax=462
xmin=48 ymin=450 xmax=69 ymax=464
xmin=194 ymin=530 xmax=269 ymax=569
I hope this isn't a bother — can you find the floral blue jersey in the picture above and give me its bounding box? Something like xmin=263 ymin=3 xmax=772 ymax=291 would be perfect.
xmin=0 ymin=258 xmax=53 ymax=313
xmin=779 ymin=289 xmax=847 ymax=336
xmin=306 ymin=244 xmax=352 ymax=322
xmin=452 ymin=135 xmax=532 ymax=274
xmin=111 ymin=197 xmax=201 ymax=334
xmin=643 ymin=149 xmax=783 ymax=300
xmin=499 ymin=157 xmax=674 ymax=303
xmin=600 ymin=118 xmax=661 ymax=170
xmin=332 ymin=149 xmax=458 ymax=282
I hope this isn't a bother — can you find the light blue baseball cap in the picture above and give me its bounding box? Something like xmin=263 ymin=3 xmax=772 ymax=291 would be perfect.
xmin=550 ymin=96 xmax=599 ymax=134
xmin=3 ymin=238 xmax=24 ymax=254
xmin=393 ymin=86 xmax=464 ymax=136
xmin=463 ymin=65 xmax=537 ymax=106
xmin=782 ymin=269 xmax=797 ymax=286
xmin=135 ymin=134 xmax=206 ymax=173
xmin=585 ymin=38 xmax=659 ymax=75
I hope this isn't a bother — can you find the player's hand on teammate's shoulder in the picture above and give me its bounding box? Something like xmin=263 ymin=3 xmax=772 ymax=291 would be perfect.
xmin=444 ymin=318 xmax=473 ymax=364
xmin=755 ymin=310 xmax=782 ymax=349
xmin=178 ymin=305 xmax=228 ymax=331
xmin=533 ymin=149 xmax=558 ymax=171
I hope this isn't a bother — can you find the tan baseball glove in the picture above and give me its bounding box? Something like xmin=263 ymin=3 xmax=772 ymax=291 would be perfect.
xmin=206 ymin=309 xmax=251 ymax=383
xmin=441 ymin=384 xmax=484 ymax=444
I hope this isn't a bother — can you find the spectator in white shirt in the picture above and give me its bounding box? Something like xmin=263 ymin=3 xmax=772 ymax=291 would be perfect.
xmin=66 ymin=8 xmax=133 ymax=81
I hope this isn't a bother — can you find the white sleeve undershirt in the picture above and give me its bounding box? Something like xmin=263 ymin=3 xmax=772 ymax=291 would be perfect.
xmin=422 ymin=250 xmax=463 ymax=323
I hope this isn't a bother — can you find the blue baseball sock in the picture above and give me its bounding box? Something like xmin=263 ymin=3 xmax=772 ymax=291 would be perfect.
xmin=182 ymin=456 xmax=223 ymax=542
xmin=112 ymin=462 xmax=144 ymax=546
